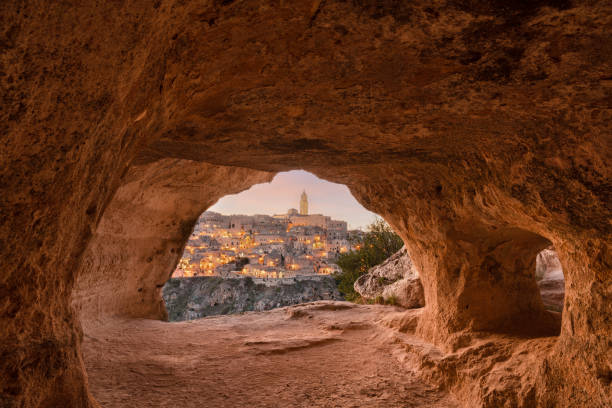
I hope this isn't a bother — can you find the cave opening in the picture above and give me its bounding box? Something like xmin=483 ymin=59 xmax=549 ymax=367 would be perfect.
xmin=158 ymin=169 xmax=409 ymax=321
xmin=535 ymin=247 xmax=565 ymax=314
xmin=74 ymin=165 xmax=447 ymax=408
xmin=4 ymin=1 xmax=609 ymax=405
xmin=71 ymin=159 xmax=569 ymax=407
xmin=71 ymin=160 xmax=569 ymax=338
xmin=432 ymin=223 xmax=565 ymax=340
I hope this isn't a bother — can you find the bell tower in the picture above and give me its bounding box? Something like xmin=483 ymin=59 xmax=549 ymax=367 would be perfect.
xmin=299 ymin=190 xmax=308 ymax=215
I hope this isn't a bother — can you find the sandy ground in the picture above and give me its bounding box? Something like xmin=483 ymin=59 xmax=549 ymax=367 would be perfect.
xmin=82 ymin=302 xmax=459 ymax=408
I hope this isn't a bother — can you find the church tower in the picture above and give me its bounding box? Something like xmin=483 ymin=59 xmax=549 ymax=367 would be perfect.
xmin=299 ymin=190 xmax=308 ymax=215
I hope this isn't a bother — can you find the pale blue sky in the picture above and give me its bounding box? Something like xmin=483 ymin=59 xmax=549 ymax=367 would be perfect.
xmin=208 ymin=170 xmax=378 ymax=230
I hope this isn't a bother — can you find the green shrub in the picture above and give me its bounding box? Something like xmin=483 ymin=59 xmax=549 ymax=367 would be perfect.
xmin=334 ymin=218 xmax=403 ymax=301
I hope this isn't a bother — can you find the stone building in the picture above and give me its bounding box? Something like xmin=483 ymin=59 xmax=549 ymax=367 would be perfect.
xmin=300 ymin=190 xmax=308 ymax=215
xmin=174 ymin=191 xmax=350 ymax=279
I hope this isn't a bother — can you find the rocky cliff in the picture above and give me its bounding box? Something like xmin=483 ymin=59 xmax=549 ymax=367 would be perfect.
xmin=163 ymin=276 xmax=343 ymax=321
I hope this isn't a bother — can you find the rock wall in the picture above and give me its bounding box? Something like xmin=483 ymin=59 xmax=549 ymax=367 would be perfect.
xmin=163 ymin=276 xmax=343 ymax=321
xmin=73 ymin=159 xmax=272 ymax=323
xmin=354 ymin=246 xmax=425 ymax=308
xmin=2 ymin=1 xmax=610 ymax=407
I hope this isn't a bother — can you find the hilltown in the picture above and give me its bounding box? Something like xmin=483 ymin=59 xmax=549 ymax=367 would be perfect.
xmin=173 ymin=191 xmax=365 ymax=279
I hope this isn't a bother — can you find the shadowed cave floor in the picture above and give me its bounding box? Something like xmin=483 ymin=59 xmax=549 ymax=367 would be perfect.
xmin=82 ymin=302 xmax=460 ymax=408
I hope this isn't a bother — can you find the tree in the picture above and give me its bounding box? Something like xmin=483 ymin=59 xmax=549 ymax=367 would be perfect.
xmin=334 ymin=218 xmax=403 ymax=301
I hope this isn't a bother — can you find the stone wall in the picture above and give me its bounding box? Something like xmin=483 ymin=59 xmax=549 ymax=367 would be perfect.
xmin=72 ymin=159 xmax=272 ymax=323
xmin=2 ymin=1 xmax=610 ymax=407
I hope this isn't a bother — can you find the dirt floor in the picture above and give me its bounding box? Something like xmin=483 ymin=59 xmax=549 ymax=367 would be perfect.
xmin=82 ymin=302 xmax=459 ymax=408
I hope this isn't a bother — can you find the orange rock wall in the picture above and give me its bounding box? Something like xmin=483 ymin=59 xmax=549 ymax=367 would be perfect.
xmin=73 ymin=159 xmax=272 ymax=323
xmin=1 ymin=1 xmax=610 ymax=407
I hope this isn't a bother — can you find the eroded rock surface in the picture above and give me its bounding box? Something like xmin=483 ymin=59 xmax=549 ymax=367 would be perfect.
xmin=378 ymin=307 xmax=563 ymax=408
xmin=2 ymin=1 xmax=611 ymax=407
xmin=72 ymin=159 xmax=273 ymax=323
xmin=83 ymin=302 xmax=459 ymax=408
xmin=163 ymin=276 xmax=343 ymax=321
xmin=354 ymin=246 xmax=425 ymax=308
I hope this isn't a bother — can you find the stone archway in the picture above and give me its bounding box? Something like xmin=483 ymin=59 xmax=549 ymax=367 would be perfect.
xmin=2 ymin=1 xmax=610 ymax=407
xmin=72 ymin=159 xmax=273 ymax=322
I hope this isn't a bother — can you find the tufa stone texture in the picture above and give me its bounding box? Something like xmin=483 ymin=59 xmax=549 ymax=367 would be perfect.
xmin=72 ymin=159 xmax=273 ymax=323
xmin=1 ymin=0 xmax=610 ymax=407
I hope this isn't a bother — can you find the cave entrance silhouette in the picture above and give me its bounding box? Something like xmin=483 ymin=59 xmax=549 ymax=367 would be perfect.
xmin=5 ymin=2 xmax=609 ymax=405
xmin=72 ymin=161 xmax=565 ymax=339
xmin=71 ymin=161 xmax=569 ymax=408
